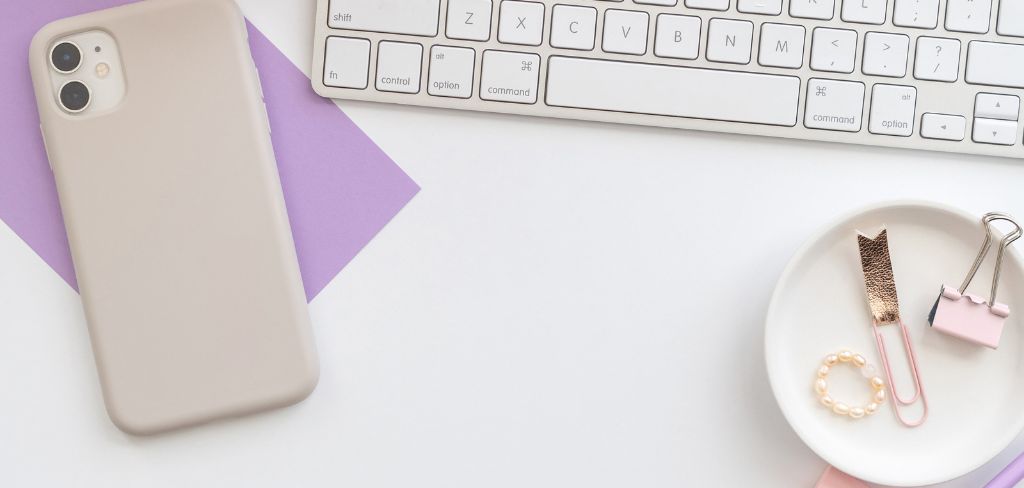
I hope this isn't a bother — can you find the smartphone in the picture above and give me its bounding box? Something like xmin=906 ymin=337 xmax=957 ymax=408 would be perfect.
xmin=29 ymin=0 xmax=318 ymax=435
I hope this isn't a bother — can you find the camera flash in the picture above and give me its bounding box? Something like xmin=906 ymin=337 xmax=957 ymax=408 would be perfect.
xmin=95 ymin=62 xmax=110 ymax=78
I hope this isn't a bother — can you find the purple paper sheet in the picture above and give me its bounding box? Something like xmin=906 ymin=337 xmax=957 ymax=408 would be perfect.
xmin=0 ymin=2 xmax=419 ymax=301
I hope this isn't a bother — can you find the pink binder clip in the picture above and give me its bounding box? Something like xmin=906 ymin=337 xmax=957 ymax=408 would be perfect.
xmin=929 ymin=213 xmax=1022 ymax=349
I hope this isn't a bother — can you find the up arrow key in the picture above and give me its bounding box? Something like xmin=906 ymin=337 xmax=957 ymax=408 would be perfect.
xmin=975 ymin=94 xmax=1020 ymax=121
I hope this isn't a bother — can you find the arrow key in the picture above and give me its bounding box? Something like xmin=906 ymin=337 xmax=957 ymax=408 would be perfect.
xmin=973 ymin=118 xmax=1019 ymax=145
xmin=975 ymin=93 xmax=1020 ymax=121
xmin=921 ymin=113 xmax=966 ymax=141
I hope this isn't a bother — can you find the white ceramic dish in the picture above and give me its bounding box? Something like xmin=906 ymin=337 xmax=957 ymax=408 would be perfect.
xmin=766 ymin=202 xmax=1024 ymax=487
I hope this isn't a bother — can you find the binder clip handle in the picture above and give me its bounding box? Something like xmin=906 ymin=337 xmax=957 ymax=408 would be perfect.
xmin=958 ymin=212 xmax=1022 ymax=306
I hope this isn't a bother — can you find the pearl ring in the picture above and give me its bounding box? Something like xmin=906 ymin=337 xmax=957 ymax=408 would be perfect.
xmin=814 ymin=350 xmax=886 ymax=419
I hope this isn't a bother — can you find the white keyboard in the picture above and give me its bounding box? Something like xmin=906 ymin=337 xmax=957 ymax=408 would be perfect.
xmin=311 ymin=0 xmax=1024 ymax=159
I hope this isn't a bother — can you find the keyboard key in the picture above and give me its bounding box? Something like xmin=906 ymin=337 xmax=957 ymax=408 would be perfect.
xmin=376 ymin=41 xmax=423 ymax=93
xmin=893 ymin=0 xmax=939 ymax=28
xmin=946 ymin=0 xmax=992 ymax=33
xmin=805 ymin=78 xmax=865 ymax=132
xmin=999 ymin=0 xmax=1024 ymax=36
xmin=869 ymin=84 xmax=916 ymax=136
xmin=921 ymin=113 xmax=966 ymax=141
xmin=758 ymin=23 xmax=805 ymax=69
xmin=841 ymin=0 xmax=887 ymax=24
xmin=635 ymin=0 xmax=678 ymax=4
xmin=480 ymin=50 xmax=540 ymax=104
xmin=973 ymin=118 xmax=1019 ymax=145
xmin=328 ymin=0 xmax=440 ymax=37
xmin=545 ymin=57 xmax=800 ymax=126
xmin=966 ymin=42 xmax=1024 ymax=88
xmin=790 ymin=0 xmax=836 ymax=20
xmin=323 ymin=37 xmax=370 ymax=89
xmin=738 ymin=0 xmax=784 ymax=15
xmin=654 ymin=14 xmax=701 ymax=60
xmin=975 ymin=94 xmax=1020 ymax=120
xmin=707 ymin=19 xmax=754 ymax=64
xmin=550 ymin=5 xmax=597 ymax=50
xmin=862 ymin=32 xmax=909 ymax=78
xmin=428 ymin=46 xmax=475 ymax=98
xmin=811 ymin=28 xmax=857 ymax=73
xmin=602 ymin=10 xmax=650 ymax=55
xmin=685 ymin=0 xmax=730 ymax=11
xmin=498 ymin=1 xmax=545 ymax=46
xmin=914 ymin=37 xmax=960 ymax=82
xmin=446 ymin=0 xmax=493 ymax=41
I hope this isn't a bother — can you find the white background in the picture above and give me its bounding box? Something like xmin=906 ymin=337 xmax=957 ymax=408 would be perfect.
xmin=3 ymin=0 xmax=1024 ymax=486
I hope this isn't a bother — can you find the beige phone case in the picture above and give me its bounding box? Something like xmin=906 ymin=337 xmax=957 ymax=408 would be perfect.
xmin=29 ymin=0 xmax=318 ymax=435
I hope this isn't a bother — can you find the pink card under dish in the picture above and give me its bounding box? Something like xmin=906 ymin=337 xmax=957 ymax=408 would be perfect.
xmin=0 ymin=1 xmax=419 ymax=301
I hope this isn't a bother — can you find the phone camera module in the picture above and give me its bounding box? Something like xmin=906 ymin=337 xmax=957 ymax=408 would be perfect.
xmin=50 ymin=41 xmax=82 ymax=73
xmin=59 ymin=81 xmax=91 ymax=113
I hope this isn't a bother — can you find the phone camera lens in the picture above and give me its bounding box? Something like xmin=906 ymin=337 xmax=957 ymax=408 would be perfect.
xmin=50 ymin=42 xmax=82 ymax=73
xmin=59 ymin=81 xmax=91 ymax=113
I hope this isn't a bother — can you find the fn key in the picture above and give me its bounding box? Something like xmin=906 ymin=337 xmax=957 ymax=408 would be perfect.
xmin=323 ymin=37 xmax=371 ymax=89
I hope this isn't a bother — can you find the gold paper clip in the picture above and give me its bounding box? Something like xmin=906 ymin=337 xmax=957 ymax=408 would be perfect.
xmin=857 ymin=228 xmax=928 ymax=428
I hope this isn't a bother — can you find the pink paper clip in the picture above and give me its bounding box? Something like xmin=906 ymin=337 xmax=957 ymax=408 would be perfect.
xmin=857 ymin=229 xmax=928 ymax=428
xmin=929 ymin=213 xmax=1022 ymax=349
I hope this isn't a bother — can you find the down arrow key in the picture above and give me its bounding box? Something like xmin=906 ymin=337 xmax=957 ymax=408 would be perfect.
xmin=972 ymin=117 xmax=1019 ymax=146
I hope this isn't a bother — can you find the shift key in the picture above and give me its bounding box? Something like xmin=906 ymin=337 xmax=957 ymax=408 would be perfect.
xmin=805 ymin=79 xmax=866 ymax=132
xmin=328 ymin=0 xmax=441 ymax=37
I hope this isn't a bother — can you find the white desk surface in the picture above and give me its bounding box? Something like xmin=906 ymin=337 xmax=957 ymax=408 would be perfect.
xmin=4 ymin=1 xmax=1024 ymax=486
